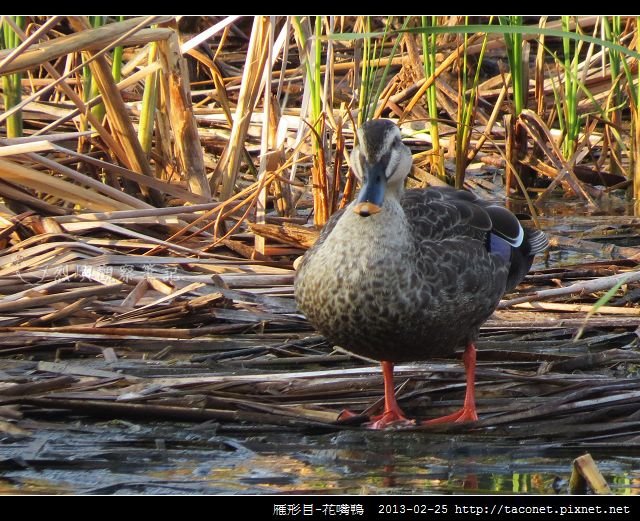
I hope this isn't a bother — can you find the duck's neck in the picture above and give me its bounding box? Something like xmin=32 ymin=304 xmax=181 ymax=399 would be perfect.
xmin=333 ymin=196 xmax=411 ymax=253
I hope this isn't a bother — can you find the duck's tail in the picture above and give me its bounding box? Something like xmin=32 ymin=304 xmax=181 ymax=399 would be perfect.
xmin=504 ymin=227 xmax=548 ymax=293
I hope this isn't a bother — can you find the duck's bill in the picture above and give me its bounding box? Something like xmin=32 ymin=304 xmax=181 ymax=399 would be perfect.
xmin=353 ymin=163 xmax=386 ymax=217
xmin=353 ymin=202 xmax=382 ymax=216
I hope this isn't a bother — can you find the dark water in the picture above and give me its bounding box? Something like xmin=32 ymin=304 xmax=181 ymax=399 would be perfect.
xmin=1 ymin=420 xmax=638 ymax=495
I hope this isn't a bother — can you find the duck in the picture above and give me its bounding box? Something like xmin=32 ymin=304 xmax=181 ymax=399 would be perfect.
xmin=294 ymin=119 xmax=548 ymax=429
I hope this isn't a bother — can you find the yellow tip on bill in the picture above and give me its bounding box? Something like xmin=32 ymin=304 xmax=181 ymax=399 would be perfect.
xmin=353 ymin=202 xmax=382 ymax=216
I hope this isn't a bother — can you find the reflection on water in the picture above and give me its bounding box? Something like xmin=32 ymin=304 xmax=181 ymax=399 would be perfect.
xmin=509 ymin=195 xmax=635 ymax=218
xmin=1 ymin=423 xmax=640 ymax=494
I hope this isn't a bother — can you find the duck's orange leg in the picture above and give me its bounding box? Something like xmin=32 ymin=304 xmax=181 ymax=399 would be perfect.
xmin=421 ymin=342 xmax=479 ymax=425
xmin=367 ymin=361 xmax=415 ymax=429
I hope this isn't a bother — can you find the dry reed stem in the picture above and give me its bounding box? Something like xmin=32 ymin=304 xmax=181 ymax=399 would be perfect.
xmin=0 ymin=16 xmax=63 ymax=72
xmin=400 ymin=34 xmax=483 ymax=121
xmin=254 ymin=17 xmax=278 ymax=255
xmin=512 ymin=301 xmax=640 ymax=315
xmin=0 ymin=20 xmax=133 ymax=172
xmin=0 ymin=16 xmax=173 ymax=75
xmin=0 ymin=158 xmax=136 ymax=212
xmin=157 ymin=29 xmax=210 ymax=198
xmin=67 ymin=16 xmax=162 ymax=206
xmin=518 ymin=110 xmax=596 ymax=205
xmin=217 ymin=16 xmax=272 ymax=199
xmin=48 ymin=144 xmax=207 ymax=204
xmin=180 ymin=16 xmax=242 ymax=54
xmin=500 ymin=269 xmax=640 ymax=307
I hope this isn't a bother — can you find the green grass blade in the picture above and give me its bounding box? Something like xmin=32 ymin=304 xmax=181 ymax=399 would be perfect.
xmin=138 ymin=42 xmax=158 ymax=153
xmin=111 ymin=16 xmax=125 ymax=83
xmin=330 ymin=24 xmax=640 ymax=62
xmin=1 ymin=16 xmax=25 ymax=137
xmin=421 ymin=16 xmax=444 ymax=178
xmin=574 ymin=277 xmax=628 ymax=341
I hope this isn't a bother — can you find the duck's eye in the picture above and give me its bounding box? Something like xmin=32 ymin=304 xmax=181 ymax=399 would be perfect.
xmin=394 ymin=136 xmax=402 ymax=146
xmin=359 ymin=152 xmax=367 ymax=166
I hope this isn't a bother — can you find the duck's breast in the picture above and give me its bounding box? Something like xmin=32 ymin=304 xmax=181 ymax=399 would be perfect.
xmin=295 ymin=194 xmax=509 ymax=362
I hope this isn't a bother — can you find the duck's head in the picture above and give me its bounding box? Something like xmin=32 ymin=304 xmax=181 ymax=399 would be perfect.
xmin=350 ymin=119 xmax=413 ymax=217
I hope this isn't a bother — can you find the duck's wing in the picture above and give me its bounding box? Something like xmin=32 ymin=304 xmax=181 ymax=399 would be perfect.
xmin=402 ymin=186 xmax=548 ymax=291
xmin=401 ymin=186 xmax=494 ymax=242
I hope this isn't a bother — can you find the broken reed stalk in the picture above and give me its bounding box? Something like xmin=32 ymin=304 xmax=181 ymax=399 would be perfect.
xmin=569 ymin=453 xmax=612 ymax=494
xmin=0 ymin=16 xmax=172 ymax=76
xmin=0 ymin=17 xmax=171 ymax=145
xmin=157 ymin=28 xmax=210 ymax=199
xmin=218 ymin=16 xmax=271 ymax=200
xmin=0 ymin=157 xmax=138 ymax=212
xmin=11 ymin=19 xmax=153 ymax=184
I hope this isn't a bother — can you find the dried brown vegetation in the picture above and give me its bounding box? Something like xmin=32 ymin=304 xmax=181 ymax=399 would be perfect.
xmin=1 ymin=17 xmax=640 ymax=451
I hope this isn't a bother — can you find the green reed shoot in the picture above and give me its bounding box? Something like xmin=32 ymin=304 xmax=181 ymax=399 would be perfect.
xmin=560 ymin=16 xmax=581 ymax=159
xmin=499 ymin=16 xmax=526 ymax=116
xmin=138 ymin=41 xmax=158 ymax=154
xmin=81 ymin=16 xmax=124 ymax=132
xmin=313 ymin=16 xmax=322 ymax=131
xmin=292 ymin=16 xmax=322 ymax=139
xmin=111 ymin=16 xmax=125 ymax=83
xmin=358 ymin=16 xmax=407 ymax=124
xmin=421 ymin=16 xmax=444 ymax=179
xmin=357 ymin=16 xmax=373 ymax=124
xmin=80 ymin=16 xmax=123 ymax=133
xmin=86 ymin=16 xmax=107 ymax=124
xmin=357 ymin=16 xmax=386 ymax=124
xmin=1 ymin=16 xmax=25 ymax=138
xmin=293 ymin=16 xmax=328 ymax=225
xmin=601 ymin=16 xmax=631 ymax=177
xmin=454 ymin=17 xmax=489 ymax=188
xmin=631 ymin=18 xmax=640 ymax=208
